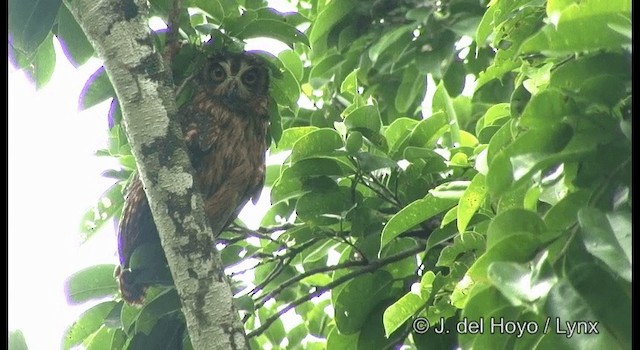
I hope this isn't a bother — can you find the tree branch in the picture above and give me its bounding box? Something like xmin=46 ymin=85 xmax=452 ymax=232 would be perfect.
xmin=246 ymin=243 xmax=426 ymax=338
xmin=64 ymin=1 xmax=247 ymax=349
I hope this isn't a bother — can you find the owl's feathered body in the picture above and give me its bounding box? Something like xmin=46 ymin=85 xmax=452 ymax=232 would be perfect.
xmin=116 ymin=52 xmax=270 ymax=304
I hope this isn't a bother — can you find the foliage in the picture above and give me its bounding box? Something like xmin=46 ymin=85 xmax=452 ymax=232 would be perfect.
xmin=9 ymin=0 xmax=631 ymax=349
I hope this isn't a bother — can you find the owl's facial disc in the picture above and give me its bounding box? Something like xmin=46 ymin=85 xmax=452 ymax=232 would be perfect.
xmin=209 ymin=59 xmax=265 ymax=102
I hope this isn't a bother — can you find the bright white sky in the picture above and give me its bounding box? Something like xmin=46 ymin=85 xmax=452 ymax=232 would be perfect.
xmin=8 ymin=42 xmax=122 ymax=349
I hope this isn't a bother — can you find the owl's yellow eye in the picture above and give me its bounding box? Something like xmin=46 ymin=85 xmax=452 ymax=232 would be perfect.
xmin=242 ymin=69 xmax=258 ymax=85
xmin=210 ymin=64 xmax=226 ymax=82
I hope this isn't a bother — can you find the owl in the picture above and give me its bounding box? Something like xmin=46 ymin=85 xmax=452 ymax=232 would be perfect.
xmin=115 ymin=51 xmax=271 ymax=304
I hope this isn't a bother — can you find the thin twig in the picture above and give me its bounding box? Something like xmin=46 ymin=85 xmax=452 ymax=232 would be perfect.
xmin=162 ymin=0 xmax=182 ymax=65
xmin=246 ymin=243 xmax=426 ymax=338
xmin=254 ymin=258 xmax=369 ymax=307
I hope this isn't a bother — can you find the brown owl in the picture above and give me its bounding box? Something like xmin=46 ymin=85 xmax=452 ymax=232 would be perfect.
xmin=116 ymin=51 xmax=270 ymax=304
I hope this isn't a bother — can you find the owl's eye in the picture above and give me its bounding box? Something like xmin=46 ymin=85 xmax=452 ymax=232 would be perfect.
xmin=242 ymin=69 xmax=258 ymax=85
xmin=210 ymin=64 xmax=226 ymax=82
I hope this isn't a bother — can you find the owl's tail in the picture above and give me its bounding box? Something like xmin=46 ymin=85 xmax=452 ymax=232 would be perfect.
xmin=115 ymin=265 xmax=147 ymax=305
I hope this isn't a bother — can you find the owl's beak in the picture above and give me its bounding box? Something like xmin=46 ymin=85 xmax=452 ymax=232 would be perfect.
xmin=226 ymin=80 xmax=239 ymax=100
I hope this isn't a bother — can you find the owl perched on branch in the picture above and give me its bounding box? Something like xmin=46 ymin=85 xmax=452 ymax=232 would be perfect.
xmin=116 ymin=51 xmax=271 ymax=304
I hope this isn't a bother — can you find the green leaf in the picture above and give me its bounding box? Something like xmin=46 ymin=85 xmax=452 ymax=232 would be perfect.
xmin=271 ymin=126 xmax=317 ymax=153
xmin=79 ymin=67 xmax=116 ymax=110
xmin=235 ymin=19 xmax=309 ymax=47
xmin=127 ymin=316 xmax=185 ymax=349
xmin=577 ymin=208 xmax=631 ymax=282
xmin=32 ymin=33 xmax=56 ymax=89
xmin=278 ymin=50 xmax=303 ymax=82
xmin=290 ymin=128 xmax=343 ymax=162
xmin=486 ymin=209 xmax=547 ymax=250
xmin=487 ymin=250 xmax=557 ymax=305
xmin=459 ymin=284 xmax=510 ymax=349
xmin=381 ymin=194 xmax=456 ymax=247
xmin=369 ymin=25 xmax=413 ymax=63
xmin=383 ymin=292 xmax=424 ymax=337
xmin=519 ymin=88 xmax=576 ymax=128
xmin=467 ymin=233 xmax=541 ymax=282
xmin=64 ymin=264 xmax=119 ymax=304
xmin=432 ymin=82 xmax=460 ymax=146
xmin=271 ymin=65 xmax=300 ymax=108
xmin=543 ymin=190 xmax=591 ymax=230
xmin=308 ymin=53 xmax=343 ymax=88
xmin=521 ymin=0 xmax=631 ymax=54
xmin=334 ymin=271 xmax=393 ymax=335
xmin=545 ymin=277 xmax=626 ymax=349
xmin=8 ymin=330 xmax=29 ymax=350
xmin=392 ymin=111 xmax=448 ymax=157
xmin=296 ymin=187 xmax=352 ymax=225
xmin=62 ymin=301 xmax=117 ymax=350
xmin=135 ymin=290 xmax=181 ymax=335
xmin=457 ymin=173 xmax=487 ymax=233
xmin=564 ymin=263 xmax=631 ymax=348
xmin=486 ymin=123 xmax=574 ymax=196
xmin=437 ymin=232 xmax=484 ymax=268
xmin=385 ymin=118 xmax=419 ymax=155
xmin=79 ymin=182 xmax=125 ymax=242
xmin=84 ymin=326 xmax=117 ymax=350
xmin=308 ymin=0 xmax=356 ymax=45
xmin=395 ymin=63 xmax=425 ymax=113
xmin=8 ymin=0 xmax=62 ymax=55
xmin=55 ymin=4 xmax=94 ymax=67
xmin=343 ymin=105 xmax=382 ymax=133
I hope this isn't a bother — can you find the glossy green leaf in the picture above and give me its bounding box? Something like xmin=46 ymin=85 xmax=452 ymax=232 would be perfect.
xmin=79 ymin=182 xmax=125 ymax=242
xmin=381 ymin=194 xmax=456 ymax=247
xmin=79 ymin=67 xmax=116 ymax=111
xmin=486 ymin=123 xmax=574 ymax=196
xmin=334 ymin=271 xmax=393 ymax=335
xmin=486 ymin=209 xmax=546 ymax=250
xmin=383 ymin=292 xmax=423 ymax=337
xmin=343 ymin=105 xmax=382 ymax=133
xmin=62 ymin=301 xmax=117 ymax=350
xmin=56 ymin=4 xmax=94 ymax=67
xmin=271 ymin=65 xmax=300 ymax=108
xmin=395 ymin=65 xmax=425 ymax=113
xmin=543 ymin=190 xmax=591 ymax=230
xmin=308 ymin=0 xmax=356 ymax=45
xmin=135 ymin=290 xmax=181 ymax=335
xmin=459 ymin=284 xmax=511 ymax=349
xmin=457 ymin=173 xmax=487 ymax=233
xmin=521 ymin=0 xmax=631 ymax=54
xmin=565 ymin=262 xmax=631 ymax=348
xmin=271 ymin=126 xmax=318 ymax=153
xmin=308 ymin=53 xmax=343 ymax=87
xmin=578 ymin=208 xmax=631 ymax=282
xmin=384 ymin=118 xmax=419 ymax=153
xmin=467 ymin=233 xmax=541 ymax=282
xmin=519 ymin=88 xmax=576 ymax=128
xmin=296 ymin=187 xmax=352 ymax=225
xmin=369 ymin=25 xmax=413 ymax=63
xmin=278 ymin=50 xmax=304 ymax=82
xmin=64 ymin=264 xmax=118 ymax=304
xmin=8 ymin=0 xmax=61 ymax=55
xmin=236 ymin=19 xmax=309 ymax=47
xmin=31 ymin=33 xmax=56 ymax=89
xmin=487 ymin=250 xmax=557 ymax=305
xmin=545 ymin=277 xmax=625 ymax=349
xmin=290 ymin=128 xmax=343 ymax=162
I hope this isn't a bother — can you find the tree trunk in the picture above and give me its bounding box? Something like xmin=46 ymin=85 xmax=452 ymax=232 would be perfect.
xmin=65 ymin=0 xmax=249 ymax=348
